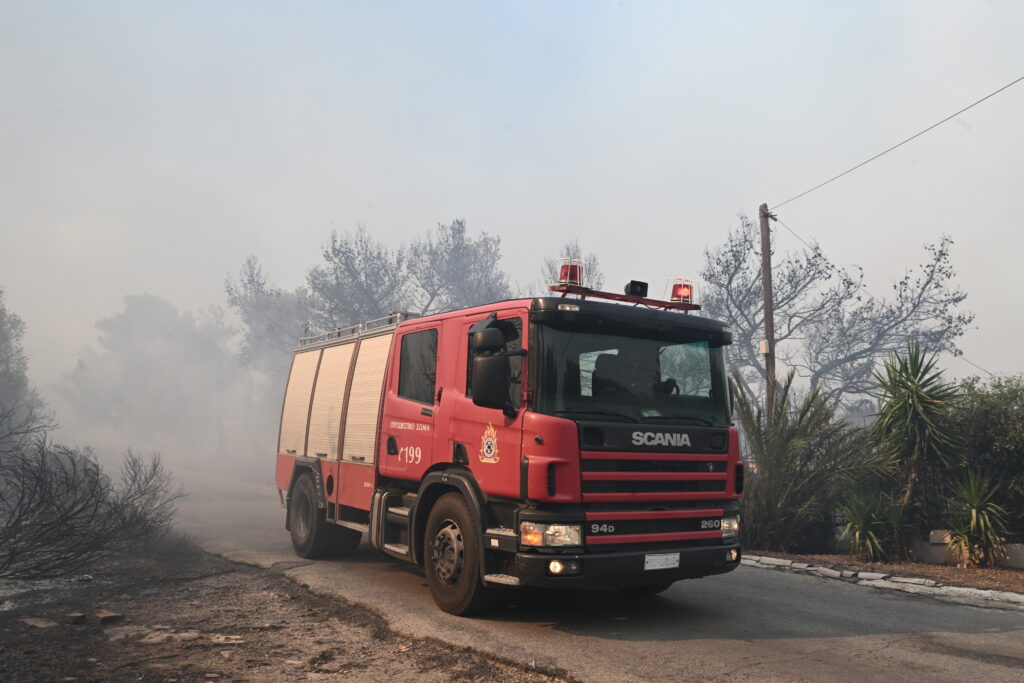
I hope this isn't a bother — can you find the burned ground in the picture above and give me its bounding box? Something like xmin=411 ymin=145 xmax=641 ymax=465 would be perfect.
xmin=0 ymin=540 xmax=572 ymax=682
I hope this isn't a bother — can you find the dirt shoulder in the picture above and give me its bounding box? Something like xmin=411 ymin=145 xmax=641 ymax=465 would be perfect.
xmin=751 ymin=549 xmax=1024 ymax=594
xmin=0 ymin=541 xmax=571 ymax=683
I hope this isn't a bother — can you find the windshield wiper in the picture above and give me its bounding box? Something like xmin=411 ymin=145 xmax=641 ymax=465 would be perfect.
xmin=642 ymin=415 xmax=715 ymax=426
xmin=549 ymin=409 xmax=638 ymax=423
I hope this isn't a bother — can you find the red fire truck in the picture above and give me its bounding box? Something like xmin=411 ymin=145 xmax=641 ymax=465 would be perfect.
xmin=275 ymin=275 xmax=742 ymax=615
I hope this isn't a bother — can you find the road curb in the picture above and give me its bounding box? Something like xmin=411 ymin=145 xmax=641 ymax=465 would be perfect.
xmin=741 ymin=555 xmax=1024 ymax=609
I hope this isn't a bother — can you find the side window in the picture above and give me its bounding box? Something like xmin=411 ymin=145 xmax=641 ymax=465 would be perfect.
xmin=467 ymin=317 xmax=522 ymax=408
xmin=398 ymin=329 xmax=438 ymax=404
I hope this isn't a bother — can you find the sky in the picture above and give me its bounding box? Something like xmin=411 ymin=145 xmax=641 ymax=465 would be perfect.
xmin=2 ymin=0 xmax=1023 ymax=389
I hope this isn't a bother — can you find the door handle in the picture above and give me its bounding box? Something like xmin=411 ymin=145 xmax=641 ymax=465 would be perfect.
xmin=421 ymin=407 xmax=433 ymax=417
xmin=386 ymin=436 xmax=398 ymax=455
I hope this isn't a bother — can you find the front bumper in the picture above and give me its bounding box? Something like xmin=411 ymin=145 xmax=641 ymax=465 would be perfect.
xmin=511 ymin=542 xmax=741 ymax=588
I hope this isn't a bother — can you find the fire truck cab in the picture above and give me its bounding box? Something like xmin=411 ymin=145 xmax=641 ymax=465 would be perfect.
xmin=275 ymin=281 xmax=742 ymax=615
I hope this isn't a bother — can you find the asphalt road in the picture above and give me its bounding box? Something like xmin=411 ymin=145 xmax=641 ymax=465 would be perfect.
xmin=177 ymin=476 xmax=1024 ymax=682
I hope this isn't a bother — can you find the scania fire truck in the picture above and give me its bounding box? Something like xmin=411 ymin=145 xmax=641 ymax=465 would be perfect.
xmin=275 ymin=272 xmax=742 ymax=615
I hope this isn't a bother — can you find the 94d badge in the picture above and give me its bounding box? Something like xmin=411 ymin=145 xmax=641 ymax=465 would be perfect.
xmin=479 ymin=422 xmax=499 ymax=464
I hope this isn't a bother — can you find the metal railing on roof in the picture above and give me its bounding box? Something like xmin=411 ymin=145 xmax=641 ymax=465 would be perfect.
xmin=298 ymin=311 xmax=418 ymax=347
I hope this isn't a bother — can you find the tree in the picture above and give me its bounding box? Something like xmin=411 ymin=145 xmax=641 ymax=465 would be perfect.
xmin=700 ymin=219 xmax=972 ymax=408
xmin=226 ymin=256 xmax=312 ymax=377
xmin=56 ymin=295 xmax=257 ymax=460
xmin=407 ymin=220 xmax=513 ymax=314
xmin=539 ymin=239 xmax=605 ymax=292
xmin=0 ymin=287 xmax=50 ymax=452
xmin=733 ymin=371 xmax=887 ymax=553
xmin=872 ymin=343 xmax=958 ymax=527
xmin=305 ymin=220 xmax=512 ymax=330
xmin=306 ymin=226 xmax=410 ymax=330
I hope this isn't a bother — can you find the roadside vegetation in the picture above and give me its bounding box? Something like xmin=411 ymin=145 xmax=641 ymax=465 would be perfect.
xmin=0 ymin=288 xmax=181 ymax=579
xmin=737 ymin=340 xmax=1024 ymax=570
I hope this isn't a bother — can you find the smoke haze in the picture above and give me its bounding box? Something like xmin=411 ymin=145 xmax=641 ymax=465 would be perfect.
xmin=2 ymin=3 xmax=1023 ymax=522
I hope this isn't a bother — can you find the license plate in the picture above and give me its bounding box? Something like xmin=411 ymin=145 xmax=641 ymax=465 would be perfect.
xmin=644 ymin=553 xmax=680 ymax=571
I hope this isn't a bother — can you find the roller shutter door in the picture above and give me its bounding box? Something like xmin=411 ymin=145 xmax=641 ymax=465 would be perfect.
xmin=307 ymin=342 xmax=355 ymax=459
xmin=278 ymin=349 xmax=321 ymax=456
xmin=341 ymin=334 xmax=393 ymax=464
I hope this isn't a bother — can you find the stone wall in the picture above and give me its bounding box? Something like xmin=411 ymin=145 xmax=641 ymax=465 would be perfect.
xmin=912 ymin=531 xmax=1024 ymax=569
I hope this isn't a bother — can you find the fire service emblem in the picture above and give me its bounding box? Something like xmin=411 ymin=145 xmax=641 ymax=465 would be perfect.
xmin=479 ymin=423 xmax=499 ymax=464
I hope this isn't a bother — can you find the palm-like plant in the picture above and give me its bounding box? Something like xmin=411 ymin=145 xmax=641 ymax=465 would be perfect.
xmin=839 ymin=491 xmax=887 ymax=562
xmin=945 ymin=470 xmax=1009 ymax=568
xmin=734 ymin=372 xmax=889 ymax=553
xmin=873 ymin=343 xmax=958 ymax=513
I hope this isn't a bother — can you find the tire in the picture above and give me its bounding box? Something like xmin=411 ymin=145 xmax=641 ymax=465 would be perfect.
xmin=423 ymin=493 xmax=496 ymax=615
xmin=289 ymin=472 xmax=360 ymax=558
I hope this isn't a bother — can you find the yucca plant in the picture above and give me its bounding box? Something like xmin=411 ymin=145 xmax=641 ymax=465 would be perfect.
xmin=873 ymin=343 xmax=958 ymax=520
xmin=945 ymin=470 xmax=1009 ymax=568
xmin=734 ymin=371 xmax=890 ymax=553
xmin=839 ymin=491 xmax=887 ymax=562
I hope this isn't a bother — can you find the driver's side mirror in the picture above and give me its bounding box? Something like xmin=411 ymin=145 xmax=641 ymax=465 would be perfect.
xmin=471 ymin=327 xmax=509 ymax=412
xmin=471 ymin=354 xmax=508 ymax=411
xmin=472 ymin=328 xmax=504 ymax=353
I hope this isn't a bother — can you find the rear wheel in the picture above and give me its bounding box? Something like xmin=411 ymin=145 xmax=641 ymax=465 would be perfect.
xmin=423 ymin=493 xmax=495 ymax=615
xmin=289 ymin=472 xmax=360 ymax=558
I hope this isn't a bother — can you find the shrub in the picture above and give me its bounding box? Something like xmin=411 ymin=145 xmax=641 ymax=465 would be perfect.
xmin=839 ymin=490 xmax=917 ymax=562
xmin=945 ymin=470 xmax=1009 ymax=568
xmin=950 ymin=375 xmax=1024 ymax=540
xmin=734 ymin=372 xmax=889 ymax=553
xmin=0 ymin=441 xmax=181 ymax=578
xmin=839 ymin=491 xmax=887 ymax=562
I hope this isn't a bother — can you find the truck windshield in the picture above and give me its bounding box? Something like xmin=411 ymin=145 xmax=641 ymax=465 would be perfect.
xmin=533 ymin=325 xmax=731 ymax=426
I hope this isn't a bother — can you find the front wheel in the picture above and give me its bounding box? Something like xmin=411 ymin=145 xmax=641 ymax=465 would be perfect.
xmin=423 ymin=493 xmax=496 ymax=615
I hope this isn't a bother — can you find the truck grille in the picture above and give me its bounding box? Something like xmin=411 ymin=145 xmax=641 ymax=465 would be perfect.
xmin=582 ymin=479 xmax=725 ymax=494
xmin=580 ymin=450 xmax=733 ymax=549
xmin=581 ymin=459 xmax=727 ymax=473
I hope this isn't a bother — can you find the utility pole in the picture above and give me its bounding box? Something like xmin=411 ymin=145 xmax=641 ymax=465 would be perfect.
xmin=758 ymin=203 xmax=777 ymax=422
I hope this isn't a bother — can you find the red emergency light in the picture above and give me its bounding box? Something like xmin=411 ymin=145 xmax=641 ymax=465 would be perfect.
xmin=559 ymin=263 xmax=582 ymax=286
xmin=671 ymin=283 xmax=693 ymax=303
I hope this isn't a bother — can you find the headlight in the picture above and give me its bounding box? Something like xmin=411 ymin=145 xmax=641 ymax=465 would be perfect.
xmin=520 ymin=522 xmax=582 ymax=547
xmin=721 ymin=516 xmax=739 ymax=538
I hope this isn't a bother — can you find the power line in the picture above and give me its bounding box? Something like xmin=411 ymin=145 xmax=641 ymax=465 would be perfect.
xmin=772 ymin=74 xmax=1024 ymax=210
xmin=772 ymin=217 xmax=994 ymax=377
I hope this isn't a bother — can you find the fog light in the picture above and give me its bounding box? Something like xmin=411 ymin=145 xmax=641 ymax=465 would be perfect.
xmin=546 ymin=559 xmax=581 ymax=576
xmin=728 ymin=549 xmax=739 ymax=562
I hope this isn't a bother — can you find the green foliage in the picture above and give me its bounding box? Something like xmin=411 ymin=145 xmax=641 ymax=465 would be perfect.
xmin=734 ymin=372 xmax=888 ymax=553
xmin=872 ymin=342 xmax=958 ymax=524
xmin=839 ymin=489 xmax=917 ymax=562
xmin=945 ymin=470 xmax=1010 ymax=568
xmin=839 ymin=491 xmax=887 ymax=562
xmin=878 ymin=492 xmax=917 ymax=561
xmin=951 ymin=375 xmax=1024 ymax=539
